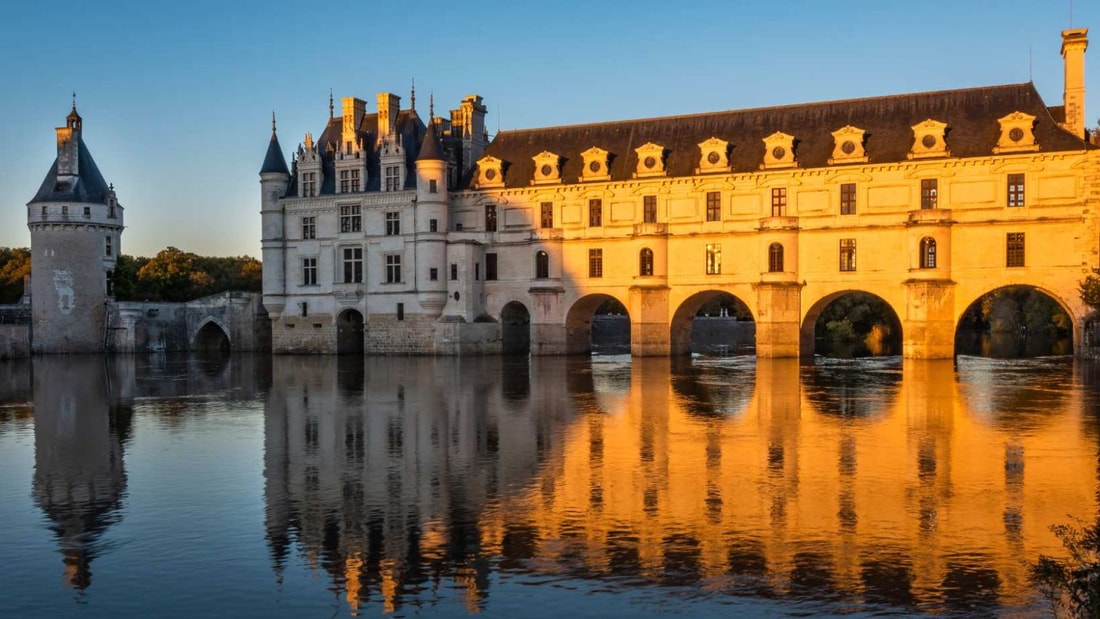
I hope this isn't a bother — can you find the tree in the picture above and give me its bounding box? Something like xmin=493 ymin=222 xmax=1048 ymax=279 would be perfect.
xmin=1029 ymin=517 xmax=1100 ymax=617
xmin=1080 ymin=270 xmax=1100 ymax=312
xmin=0 ymin=247 xmax=30 ymax=304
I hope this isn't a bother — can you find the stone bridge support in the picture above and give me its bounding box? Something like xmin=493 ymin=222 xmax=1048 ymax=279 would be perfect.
xmin=903 ymin=280 xmax=957 ymax=359
xmin=529 ymin=288 xmax=567 ymax=355
xmin=755 ymin=282 xmax=802 ymax=358
xmin=629 ymin=286 xmax=670 ymax=356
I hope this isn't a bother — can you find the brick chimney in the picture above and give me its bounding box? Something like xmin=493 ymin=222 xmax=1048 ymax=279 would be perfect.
xmin=1061 ymin=28 xmax=1089 ymax=138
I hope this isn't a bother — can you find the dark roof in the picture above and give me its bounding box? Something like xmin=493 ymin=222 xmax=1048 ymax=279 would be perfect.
xmin=472 ymin=83 xmax=1088 ymax=189
xmin=416 ymin=121 xmax=444 ymax=161
xmin=260 ymin=132 xmax=290 ymax=175
xmin=28 ymin=136 xmax=112 ymax=205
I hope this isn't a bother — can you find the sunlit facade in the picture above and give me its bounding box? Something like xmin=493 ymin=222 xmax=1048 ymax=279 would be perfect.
xmin=262 ymin=29 xmax=1096 ymax=358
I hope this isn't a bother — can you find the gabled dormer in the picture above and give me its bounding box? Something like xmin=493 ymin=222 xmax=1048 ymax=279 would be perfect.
xmin=580 ymin=147 xmax=611 ymax=182
xmin=908 ymin=119 xmax=950 ymax=159
xmin=476 ymin=155 xmax=505 ymax=189
xmin=634 ymin=142 xmax=666 ymax=178
xmin=696 ymin=137 xmax=730 ymax=174
xmin=761 ymin=132 xmax=797 ymax=170
xmin=828 ymin=125 xmax=868 ymax=165
xmin=380 ymin=133 xmax=406 ymax=192
xmin=297 ymin=132 xmax=323 ymax=198
xmin=994 ymin=111 xmax=1039 ymax=154
xmin=335 ymin=98 xmax=368 ymax=193
xmin=532 ymin=151 xmax=562 ymax=185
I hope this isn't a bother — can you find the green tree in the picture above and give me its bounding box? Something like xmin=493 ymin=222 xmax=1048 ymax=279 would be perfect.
xmin=1080 ymin=270 xmax=1100 ymax=312
xmin=0 ymin=247 xmax=30 ymax=304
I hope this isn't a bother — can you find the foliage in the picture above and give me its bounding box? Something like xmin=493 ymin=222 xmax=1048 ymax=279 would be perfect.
xmin=816 ymin=293 xmax=898 ymax=342
xmin=960 ymin=287 xmax=1071 ymax=337
xmin=115 ymin=247 xmax=261 ymax=302
xmin=1029 ymin=517 xmax=1100 ymax=618
xmin=1080 ymin=270 xmax=1100 ymax=312
xmin=0 ymin=247 xmax=30 ymax=304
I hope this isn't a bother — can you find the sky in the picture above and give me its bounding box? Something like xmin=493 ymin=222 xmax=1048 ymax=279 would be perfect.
xmin=1 ymin=0 xmax=1098 ymax=258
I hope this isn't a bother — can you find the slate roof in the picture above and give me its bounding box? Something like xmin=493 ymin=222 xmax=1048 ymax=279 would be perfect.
xmin=29 ymin=136 xmax=112 ymax=205
xmin=471 ymin=83 xmax=1088 ymax=190
xmin=260 ymin=132 xmax=290 ymax=175
xmin=416 ymin=121 xmax=444 ymax=161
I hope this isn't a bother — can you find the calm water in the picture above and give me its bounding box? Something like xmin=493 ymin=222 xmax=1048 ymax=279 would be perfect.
xmin=0 ymin=353 xmax=1098 ymax=617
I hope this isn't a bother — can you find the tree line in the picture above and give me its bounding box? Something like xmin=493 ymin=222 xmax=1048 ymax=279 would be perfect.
xmin=0 ymin=246 xmax=260 ymax=304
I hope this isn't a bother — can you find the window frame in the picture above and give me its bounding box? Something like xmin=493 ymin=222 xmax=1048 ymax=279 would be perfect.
xmin=589 ymin=199 xmax=603 ymax=227
xmin=839 ymin=238 xmax=857 ymax=272
xmin=643 ymin=195 xmax=657 ymax=223
xmin=301 ymin=216 xmax=316 ymax=240
xmin=485 ymin=253 xmax=498 ymax=281
xmin=920 ymin=179 xmax=938 ymax=210
xmin=540 ymin=202 xmax=554 ymax=229
xmin=385 ymin=254 xmax=402 ymax=284
xmin=588 ymin=248 xmax=603 ymax=278
xmin=384 ymin=165 xmax=400 ymax=192
xmin=302 ymin=256 xmax=318 ymax=286
xmin=340 ymin=205 xmax=362 ymax=233
xmin=342 ymin=246 xmax=363 ymax=283
xmin=1008 ymin=173 xmax=1025 ymax=207
xmin=384 ymin=211 xmax=400 ymax=236
xmin=705 ymin=191 xmax=721 ymax=222
xmin=840 ymin=183 xmax=856 ymax=215
xmin=1006 ymin=232 xmax=1025 ymax=267
xmin=535 ymin=250 xmax=550 ymax=279
xmin=705 ymin=243 xmax=721 ymax=275
xmin=639 ymin=248 xmax=654 ymax=276
xmin=771 ymin=188 xmax=787 ymax=217
xmin=485 ymin=204 xmax=497 ymax=232
xmin=919 ymin=237 xmax=937 ymax=269
xmin=768 ymin=243 xmax=784 ymax=273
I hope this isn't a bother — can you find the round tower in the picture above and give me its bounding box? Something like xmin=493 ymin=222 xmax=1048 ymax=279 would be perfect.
xmin=414 ymin=116 xmax=449 ymax=316
xmin=259 ymin=113 xmax=290 ymax=320
xmin=26 ymin=102 xmax=124 ymax=353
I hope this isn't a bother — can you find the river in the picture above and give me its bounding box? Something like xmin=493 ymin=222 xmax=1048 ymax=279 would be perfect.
xmin=0 ymin=353 xmax=1095 ymax=617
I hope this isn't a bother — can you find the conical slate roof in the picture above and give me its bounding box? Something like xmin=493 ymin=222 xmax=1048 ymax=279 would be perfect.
xmin=261 ymin=132 xmax=290 ymax=175
xmin=28 ymin=136 xmax=111 ymax=205
xmin=416 ymin=120 xmax=444 ymax=161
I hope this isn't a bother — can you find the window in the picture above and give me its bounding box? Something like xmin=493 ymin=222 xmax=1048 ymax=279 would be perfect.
xmin=1008 ymin=174 xmax=1025 ymax=207
xmin=921 ymin=179 xmax=938 ymax=209
xmin=385 ymin=211 xmax=400 ymax=236
xmin=540 ymin=202 xmax=554 ymax=228
xmin=450 ymin=264 xmax=458 ymax=281
xmin=475 ymin=263 xmax=480 ymax=281
xmin=429 ymin=267 xmax=438 ymax=281
xmin=396 ymin=303 xmax=404 ymax=321
xmin=385 ymin=166 xmax=401 ymax=191
xmin=486 ymin=253 xmax=498 ymax=280
xmin=340 ymin=169 xmax=349 ymax=193
xmin=301 ymin=216 xmax=316 ymax=239
xmin=342 ymin=247 xmax=363 ymax=283
xmin=535 ymin=251 xmax=549 ymax=279
xmin=485 ymin=205 xmax=497 ymax=232
xmin=340 ymin=205 xmax=361 ymax=232
xmin=643 ymin=195 xmax=657 ymax=223
xmin=639 ymin=248 xmax=654 ymax=276
xmin=917 ymin=237 xmax=936 ymax=269
xmin=1006 ymin=233 xmax=1025 ymax=267
xmin=839 ymin=239 xmax=856 ymax=272
xmin=589 ymin=248 xmax=603 ymax=278
xmin=302 ymin=257 xmax=317 ymax=285
xmin=706 ymin=191 xmax=721 ymax=221
xmin=83 ymin=206 xmax=90 ymax=217
xmin=429 ymin=179 xmax=437 ymax=193
xmin=429 ymin=218 xmax=438 ymax=232
xmin=771 ymin=188 xmax=787 ymax=217
xmin=105 ymin=235 xmax=113 ymax=257
xmin=589 ymin=199 xmax=602 ymax=227
xmin=385 ymin=254 xmax=401 ymax=283
xmin=840 ymin=183 xmax=856 ymax=215
xmin=350 ymin=169 xmax=360 ymax=192
xmin=768 ymin=243 xmax=784 ymax=272
xmin=61 ymin=205 xmax=68 ymax=216
xmin=706 ymin=244 xmax=721 ymax=274
xmin=108 ymin=204 xmax=116 ymax=218
xmin=41 ymin=205 xmax=47 ymax=217
xmin=303 ymin=172 xmax=317 ymax=197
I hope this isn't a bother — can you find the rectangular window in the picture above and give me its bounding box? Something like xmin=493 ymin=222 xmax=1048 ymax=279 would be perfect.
xmin=61 ymin=205 xmax=68 ymax=216
xmin=475 ymin=263 xmax=480 ymax=281
xmin=706 ymin=243 xmax=721 ymax=274
xmin=429 ymin=218 xmax=438 ymax=232
xmin=301 ymin=216 xmax=316 ymax=239
xmin=83 ymin=206 xmax=90 ymax=217
xmin=450 ymin=264 xmax=458 ymax=280
xmin=385 ymin=254 xmax=401 ymax=283
xmin=105 ymin=235 xmax=112 ymax=257
xmin=350 ymin=169 xmax=360 ymax=192
xmin=485 ymin=205 xmax=497 ymax=232
xmin=771 ymin=188 xmax=787 ymax=217
xmin=303 ymin=172 xmax=317 ymax=197
xmin=485 ymin=253 xmax=498 ymax=280
xmin=541 ymin=202 xmax=554 ymax=228
xmin=643 ymin=195 xmax=657 ymax=223
xmin=429 ymin=179 xmax=437 ymax=193
xmin=385 ymin=166 xmax=401 ymax=192
xmin=588 ymin=248 xmax=603 ymax=278
xmin=396 ymin=303 xmax=404 ymax=321
xmin=385 ymin=211 xmax=400 ymax=236
xmin=302 ymin=257 xmax=317 ymax=286
xmin=339 ymin=169 xmax=349 ymax=193
xmin=342 ymin=247 xmax=363 ymax=283
xmin=840 ymin=183 xmax=856 ymax=215
xmin=1006 ymin=232 xmax=1025 ymax=267
xmin=429 ymin=267 xmax=438 ymax=281
xmin=108 ymin=204 xmax=116 ymax=218
xmin=1008 ymin=174 xmax=1025 ymax=207
xmin=921 ymin=179 xmax=938 ymax=209
xmin=839 ymin=239 xmax=857 ymax=272
xmin=589 ymin=199 xmax=602 ymax=227
xmin=706 ymin=191 xmax=721 ymax=222
xmin=41 ymin=205 xmax=47 ymax=217
xmin=340 ymin=205 xmax=361 ymax=233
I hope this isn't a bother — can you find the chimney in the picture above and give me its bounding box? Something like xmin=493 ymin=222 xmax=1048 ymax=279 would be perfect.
xmin=453 ymin=95 xmax=487 ymax=173
xmin=377 ymin=92 xmax=401 ymax=137
xmin=1061 ymin=28 xmax=1089 ymax=138
xmin=341 ymin=97 xmax=366 ymax=150
xmin=56 ymin=106 xmax=82 ymax=185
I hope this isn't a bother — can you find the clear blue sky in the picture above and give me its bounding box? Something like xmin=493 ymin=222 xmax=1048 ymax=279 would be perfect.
xmin=2 ymin=0 xmax=1097 ymax=258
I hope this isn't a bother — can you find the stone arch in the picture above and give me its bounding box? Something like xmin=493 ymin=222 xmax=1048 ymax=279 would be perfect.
xmin=192 ymin=319 xmax=230 ymax=353
xmin=954 ymin=284 xmax=1074 ymax=358
xmin=566 ymin=293 xmax=630 ymax=355
xmin=801 ymin=290 xmax=903 ymax=357
xmin=670 ymin=290 xmax=755 ymax=356
xmin=500 ymin=301 xmax=531 ymax=355
xmin=336 ymin=308 xmax=364 ymax=355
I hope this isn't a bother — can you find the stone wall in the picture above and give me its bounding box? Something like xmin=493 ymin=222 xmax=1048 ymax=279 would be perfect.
xmin=107 ymin=292 xmax=268 ymax=353
xmin=272 ymin=314 xmax=335 ymax=354
xmin=0 ymin=305 xmax=32 ymax=359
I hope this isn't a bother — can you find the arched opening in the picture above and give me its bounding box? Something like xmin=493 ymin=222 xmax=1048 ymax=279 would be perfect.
xmin=919 ymin=237 xmax=937 ymax=269
xmin=193 ymin=321 xmax=230 ymax=354
xmin=670 ymin=291 xmax=755 ymax=356
xmin=336 ymin=309 xmax=364 ymax=355
xmin=501 ymin=301 xmax=531 ymax=355
xmin=803 ymin=291 xmax=903 ymax=358
xmin=534 ymin=250 xmax=550 ymax=279
xmin=955 ymin=286 xmax=1072 ymax=358
xmin=639 ymin=248 xmax=654 ymax=276
xmin=566 ymin=294 xmax=630 ymax=356
xmin=768 ymin=243 xmax=784 ymax=273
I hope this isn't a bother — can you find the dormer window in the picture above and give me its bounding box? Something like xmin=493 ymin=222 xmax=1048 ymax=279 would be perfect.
xmin=994 ymin=111 xmax=1039 ymax=154
xmin=697 ymin=137 xmax=730 ymax=173
xmin=580 ymin=147 xmax=611 ymax=182
xmin=761 ymin=132 xmax=797 ymax=170
xmin=532 ymin=151 xmax=562 ymax=185
xmin=908 ymin=119 xmax=950 ymax=159
xmin=476 ymin=156 xmax=505 ymax=188
xmin=633 ymin=143 xmax=666 ymax=178
xmin=829 ymin=126 xmax=869 ymax=165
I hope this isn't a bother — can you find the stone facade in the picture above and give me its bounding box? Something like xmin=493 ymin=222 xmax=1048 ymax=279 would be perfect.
xmin=262 ymin=29 xmax=1098 ymax=359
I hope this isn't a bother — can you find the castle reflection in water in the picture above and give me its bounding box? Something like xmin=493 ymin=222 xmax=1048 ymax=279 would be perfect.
xmin=5 ymin=353 xmax=1099 ymax=615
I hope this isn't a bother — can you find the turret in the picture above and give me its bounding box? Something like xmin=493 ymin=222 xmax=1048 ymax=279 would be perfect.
xmin=414 ymin=114 xmax=449 ymax=316
xmin=260 ymin=113 xmax=290 ymax=319
xmin=1061 ymin=28 xmax=1089 ymax=138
